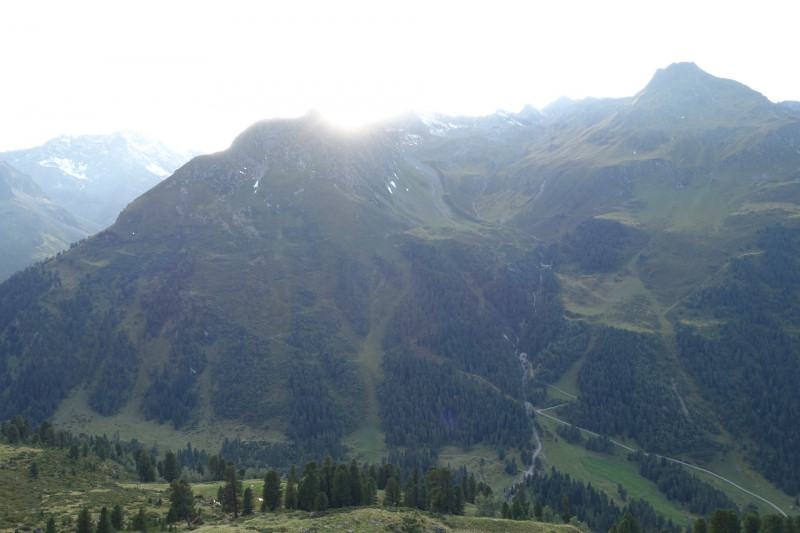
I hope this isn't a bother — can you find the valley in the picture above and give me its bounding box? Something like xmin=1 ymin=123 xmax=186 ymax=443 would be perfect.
xmin=1 ymin=62 xmax=800 ymax=531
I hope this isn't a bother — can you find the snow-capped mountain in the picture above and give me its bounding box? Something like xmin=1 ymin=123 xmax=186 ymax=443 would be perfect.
xmin=0 ymin=132 xmax=199 ymax=230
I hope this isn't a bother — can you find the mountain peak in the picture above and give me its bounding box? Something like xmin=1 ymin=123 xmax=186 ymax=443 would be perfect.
xmin=621 ymin=62 xmax=774 ymax=126
xmin=637 ymin=62 xmax=767 ymax=107
xmin=647 ymin=61 xmax=705 ymax=84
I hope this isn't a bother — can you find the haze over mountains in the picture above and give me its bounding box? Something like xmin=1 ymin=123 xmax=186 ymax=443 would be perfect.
xmin=1 ymin=61 xmax=799 ymax=509
xmin=0 ymin=162 xmax=91 ymax=281
xmin=0 ymin=132 xmax=197 ymax=280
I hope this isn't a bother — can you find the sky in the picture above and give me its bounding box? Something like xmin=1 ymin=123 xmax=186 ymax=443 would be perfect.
xmin=2 ymin=0 xmax=799 ymax=153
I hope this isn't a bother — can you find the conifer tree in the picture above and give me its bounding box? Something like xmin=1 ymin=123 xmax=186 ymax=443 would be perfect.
xmin=533 ymin=499 xmax=543 ymax=520
xmin=134 ymin=449 xmax=156 ymax=482
xmin=168 ymin=478 xmax=195 ymax=526
xmin=163 ymin=451 xmax=180 ymax=483
xmin=331 ymin=465 xmax=351 ymax=507
xmin=742 ymin=512 xmax=760 ymax=533
xmin=111 ymin=504 xmax=124 ymax=530
xmin=314 ymin=491 xmax=329 ymax=514
xmin=349 ymin=460 xmax=363 ymax=506
xmin=693 ymin=518 xmax=708 ymax=533
xmin=45 ymin=516 xmax=56 ymax=533
xmin=426 ymin=466 xmax=454 ymax=514
xmin=221 ymin=464 xmax=242 ymax=517
xmin=616 ymin=512 xmax=644 ymax=533
xmin=511 ymin=487 xmax=527 ymax=520
xmin=383 ymin=478 xmax=401 ymax=507
xmin=261 ymin=469 xmax=283 ymax=511
xmin=709 ymin=509 xmax=739 ymax=533
xmin=132 ymin=508 xmax=148 ymax=532
xmin=284 ymin=465 xmax=298 ymax=509
xmin=364 ymin=476 xmax=377 ymax=505
xmin=243 ymin=487 xmax=254 ymax=515
xmin=403 ymin=467 xmax=420 ymax=509
xmin=321 ymin=456 xmax=335 ymax=499
xmin=76 ymin=507 xmax=92 ymax=533
xmin=298 ymin=461 xmax=320 ymax=511
xmin=561 ymin=495 xmax=571 ymax=523
xmin=96 ymin=506 xmax=112 ymax=533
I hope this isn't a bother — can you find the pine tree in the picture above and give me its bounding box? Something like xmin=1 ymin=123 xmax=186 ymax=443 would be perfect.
xmin=561 ymin=495 xmax=571 ymax=523
xmin=332 ymin=466 xmax=352 ymax=508
xmin=314 ymin=491 xmax=329 ymax=514
xmin=76 ymin=507 xmax=93 ymax=533
xmin=349 ymin=460 xmax=363 ymax=506
xmin=45 ymin=516 xmax=57 ymax=533
xmin=168 ymin=478 xmax=195 ymax=526
xmin=132 ymin=508 xmax=148 ymax=532
xmin=134 ymin=449 xmax=156 ymax=482
xmin=262 ymin=469 xmax=283 ymax=511
xmin=222 ymin=464 xmax=242 ymax=517
xmin=454 ymin=484 xmax=465 ymax=515
xmin=163 ymin=451 xmax=180 ymax=483
xmin=321 ymin=456 xmax=335 ymax=500
xmin=693 ymin=518 xmax=708 ymax=533
xmin=110 ymin=504 xmax=124 ymax=531
xmin=616 ymin=513 xmax=644 ymax=533
xmin=96 ymin=506 xmax=112 ymax=533
xmin=403 ymin=467 xmax=420 ymax=510
xmin=298 ymin=461 xmax=321 ymax=511
xmin=383 ymin=478 xmax=401 ymax=507
xmin=467 ymin=473 xmax=477 ymax=504
xmin=243 ymin=487 xmax=254 ymax=515
xmin=364 ymin=476 xmax=377 ymax=505
xmin=511 ymin=488 xmax=527 ymax=520
xmin=284 ymin=465 xmax=298 ymax=509
xmin=426 ymin=466 xmax=454 ymax=514
xmin=709 ymin=509 xmax=739 ymax=533
xmin=742 ymin=512 xmax=760 ymax=533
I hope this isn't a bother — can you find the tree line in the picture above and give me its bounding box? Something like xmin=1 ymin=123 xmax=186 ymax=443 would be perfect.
xmin=678 ymin=223 xmax=800 ymax=494
xmin=628 ymin=451 xmax=737 ymax=515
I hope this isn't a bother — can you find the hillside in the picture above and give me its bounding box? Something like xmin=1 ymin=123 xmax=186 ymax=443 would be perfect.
xmin=0 ymin=62 xmax=799 ymax=515
xmin=0 ymin=440 xmax=586 ymax=533
xmin=0 ymin=162 xmax=91 ymax=281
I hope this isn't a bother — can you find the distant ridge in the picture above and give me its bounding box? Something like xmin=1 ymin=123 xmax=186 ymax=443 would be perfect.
xmin=0 ymin=132 xmax=198 ymax=231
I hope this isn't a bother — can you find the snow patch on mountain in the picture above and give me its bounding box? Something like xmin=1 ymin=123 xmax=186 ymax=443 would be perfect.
xmin=39 ymin=157 xmax=89 ymax=180
xmin=146 ymin=162 xmax=170 ymax=177
xmin=420 ymin=114 xmax=462 ymax=136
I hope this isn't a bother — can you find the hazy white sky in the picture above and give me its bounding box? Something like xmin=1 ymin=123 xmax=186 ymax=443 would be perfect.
xmin=2 ymin=0 xmax=799 ymax=152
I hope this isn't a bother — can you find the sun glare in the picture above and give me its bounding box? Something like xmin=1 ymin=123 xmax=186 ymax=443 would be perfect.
xmin=317 ymin=103 xmax=399 ymax=130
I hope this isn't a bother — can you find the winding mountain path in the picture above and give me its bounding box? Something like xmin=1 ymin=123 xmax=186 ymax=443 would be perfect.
xmin=533 ymin=402 xmax=787 ymax=516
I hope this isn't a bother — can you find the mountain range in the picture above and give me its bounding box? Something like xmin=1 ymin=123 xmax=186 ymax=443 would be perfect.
xmin=0 ymin=132 xmax=197 ymax=280
xmin=1 ymin=62 xmax=799 ymax=506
